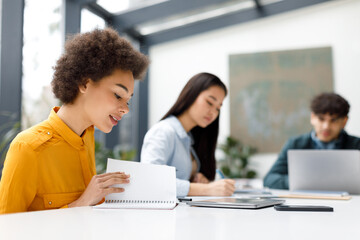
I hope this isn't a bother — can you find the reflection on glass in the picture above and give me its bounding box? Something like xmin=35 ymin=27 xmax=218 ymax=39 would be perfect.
xmin=22 ymin=0 xmax=62 ymax=129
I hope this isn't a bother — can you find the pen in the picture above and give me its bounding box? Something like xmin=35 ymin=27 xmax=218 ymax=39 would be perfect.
xmin=178 ymin=197 xmax=192 ymax=202
xmin=216 ymin=169 xmax=226 ymax=179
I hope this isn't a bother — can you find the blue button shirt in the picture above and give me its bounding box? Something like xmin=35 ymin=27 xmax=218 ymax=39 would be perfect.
xmin=141 ymin=116 xmax=200 ymax=197
xmin=310 ymin=130 xmax=344 ymax=149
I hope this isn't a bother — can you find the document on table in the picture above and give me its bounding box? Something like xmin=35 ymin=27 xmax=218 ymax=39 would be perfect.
xmin=94 ymin=159 xmax=177 ymax=209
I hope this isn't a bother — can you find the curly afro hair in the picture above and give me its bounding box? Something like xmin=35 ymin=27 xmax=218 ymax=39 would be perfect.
xmin=52 ymin=27 xmax=149 ymax=104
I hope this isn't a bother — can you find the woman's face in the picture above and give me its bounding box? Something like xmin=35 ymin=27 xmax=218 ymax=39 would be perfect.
xmin=187 ymin=85 xmax=226 ymax=128
xmin=81 ymin=69 xmax=134 ymax=133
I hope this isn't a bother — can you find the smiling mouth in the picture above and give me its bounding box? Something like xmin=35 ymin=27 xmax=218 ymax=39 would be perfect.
xmin=110 ymin=115 xmax=119 ymax=121
xmin=110 ymin=115 xmax=121 ymax=125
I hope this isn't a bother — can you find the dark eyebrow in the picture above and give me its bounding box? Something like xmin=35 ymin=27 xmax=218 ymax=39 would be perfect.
xmin=116 ymin=83 xmax=128 ymax=92
xmin=209 ymin=95 xmax=222 ymax=106
xmin=116 ymin=83 xmax=134 ymax=97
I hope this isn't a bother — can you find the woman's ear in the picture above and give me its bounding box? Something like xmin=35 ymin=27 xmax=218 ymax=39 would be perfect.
xmin=79 ymin=79 xmax=90 ymax=93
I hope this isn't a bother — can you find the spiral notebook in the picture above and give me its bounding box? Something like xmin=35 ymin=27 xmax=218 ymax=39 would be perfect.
xmin=94 ymin=159 xmax=177 ymax=209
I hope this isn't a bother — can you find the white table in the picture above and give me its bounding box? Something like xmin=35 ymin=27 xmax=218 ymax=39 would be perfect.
xmin=0 ymin=193 xmax=359 ymax=240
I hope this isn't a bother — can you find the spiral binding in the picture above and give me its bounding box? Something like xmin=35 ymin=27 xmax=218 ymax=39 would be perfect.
xmin=105 ymin=199 xmax=175 ymax=204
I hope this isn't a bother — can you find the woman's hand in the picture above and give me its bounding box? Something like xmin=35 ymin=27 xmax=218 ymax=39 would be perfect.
xmin=69 ymin=172 xmax=130 ymax=207
xmin=188 ymin=179 xmax=236 ymax=196
xmin=192 ymin=173 xmax=209 ymax=183
xmin=205 ymin=179 xmax=236 ymax=196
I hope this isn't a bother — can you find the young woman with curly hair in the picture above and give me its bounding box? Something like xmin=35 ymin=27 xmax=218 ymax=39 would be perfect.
xmin=0 ymin=28 xmax=149 ymax=214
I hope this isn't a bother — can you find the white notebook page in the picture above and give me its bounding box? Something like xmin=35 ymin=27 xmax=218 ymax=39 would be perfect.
xmin=95 ymin=158 xmax=176 ymax=209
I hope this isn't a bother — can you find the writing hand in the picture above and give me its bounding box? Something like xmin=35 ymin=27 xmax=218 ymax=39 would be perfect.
xmin=207 ymin=179 xmax=236 ymax=196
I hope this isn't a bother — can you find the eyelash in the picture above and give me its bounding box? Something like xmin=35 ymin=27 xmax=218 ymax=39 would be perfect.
xmin=114 ymin=93 xmax=130 ymax=106
xmin=207 ymin=100 xmax=220 ymax=112
xmin=114 ymin=93 xmax=121 ymax=99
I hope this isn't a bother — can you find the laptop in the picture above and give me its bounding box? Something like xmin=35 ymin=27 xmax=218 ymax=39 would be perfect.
xmin=288 ymin=150 xmax=360 ymax=194
xmin=186 ymin=198 xmax=285 ymax=209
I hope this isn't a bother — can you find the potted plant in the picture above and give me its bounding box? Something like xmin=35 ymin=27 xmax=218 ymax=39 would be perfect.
xmin=218 ymin=136 xmax=257 ymax=178
xmin=0 ymin=112 xmax=21 ymax=178
xmin=95 ymin=142 xmax=136 ymax=174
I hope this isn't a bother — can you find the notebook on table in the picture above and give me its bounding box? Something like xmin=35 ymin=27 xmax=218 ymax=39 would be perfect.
xmin=186 ymin=198 xmax=285 ymax=209
xmin=94 ymin=159 xmax=177 ymax=209
xmin=288 ymin=150 xmax=360 ymax=194
xmin=278 ymin=190 xmax=351 ymax=200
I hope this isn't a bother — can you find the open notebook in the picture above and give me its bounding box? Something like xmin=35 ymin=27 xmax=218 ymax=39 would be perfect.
xmin=94 ymin=159 xmax=177 ymax=209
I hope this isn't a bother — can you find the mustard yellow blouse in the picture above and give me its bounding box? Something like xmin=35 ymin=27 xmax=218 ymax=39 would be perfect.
xmin=0 ymin=107 xmax=96 ymax=214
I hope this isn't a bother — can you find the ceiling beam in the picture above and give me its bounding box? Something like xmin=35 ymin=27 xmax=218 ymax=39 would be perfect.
xmin=253 ymin=0 xmax=262 ymax=8
xmin=83 ymin=2 xmax=113 ymax=23
xmin=111 ymin=0 xmax=237 ymax=33
xmin=142 ymin=0 xmax=333 ymax=46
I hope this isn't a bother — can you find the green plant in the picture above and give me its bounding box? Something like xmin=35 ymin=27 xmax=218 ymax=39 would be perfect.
xmin=218 ymin=136 xmax=257 ymax=178
xmin=95 ymin=141 xmax=136 ymax=174
xmin=0 ymin=112 xmax=21 ymax=170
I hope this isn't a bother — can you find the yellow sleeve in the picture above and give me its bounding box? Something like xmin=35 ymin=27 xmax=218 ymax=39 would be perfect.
xmin=0 ymin=141 xmax=38 ymax=214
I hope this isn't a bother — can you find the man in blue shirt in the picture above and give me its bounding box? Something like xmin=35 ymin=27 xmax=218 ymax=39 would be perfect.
xmin=264 ymin=93 xmax=360 ymax=189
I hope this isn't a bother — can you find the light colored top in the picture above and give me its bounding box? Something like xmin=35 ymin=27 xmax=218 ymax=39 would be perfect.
xmin=141 ymin=116 xmax=200 ymax=197
xmin=0 ymin=107 xmax=96 ymax=214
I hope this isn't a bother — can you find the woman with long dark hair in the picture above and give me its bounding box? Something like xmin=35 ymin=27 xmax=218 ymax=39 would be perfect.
xmin=141 ymin=73 xmax=235 ymax=197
